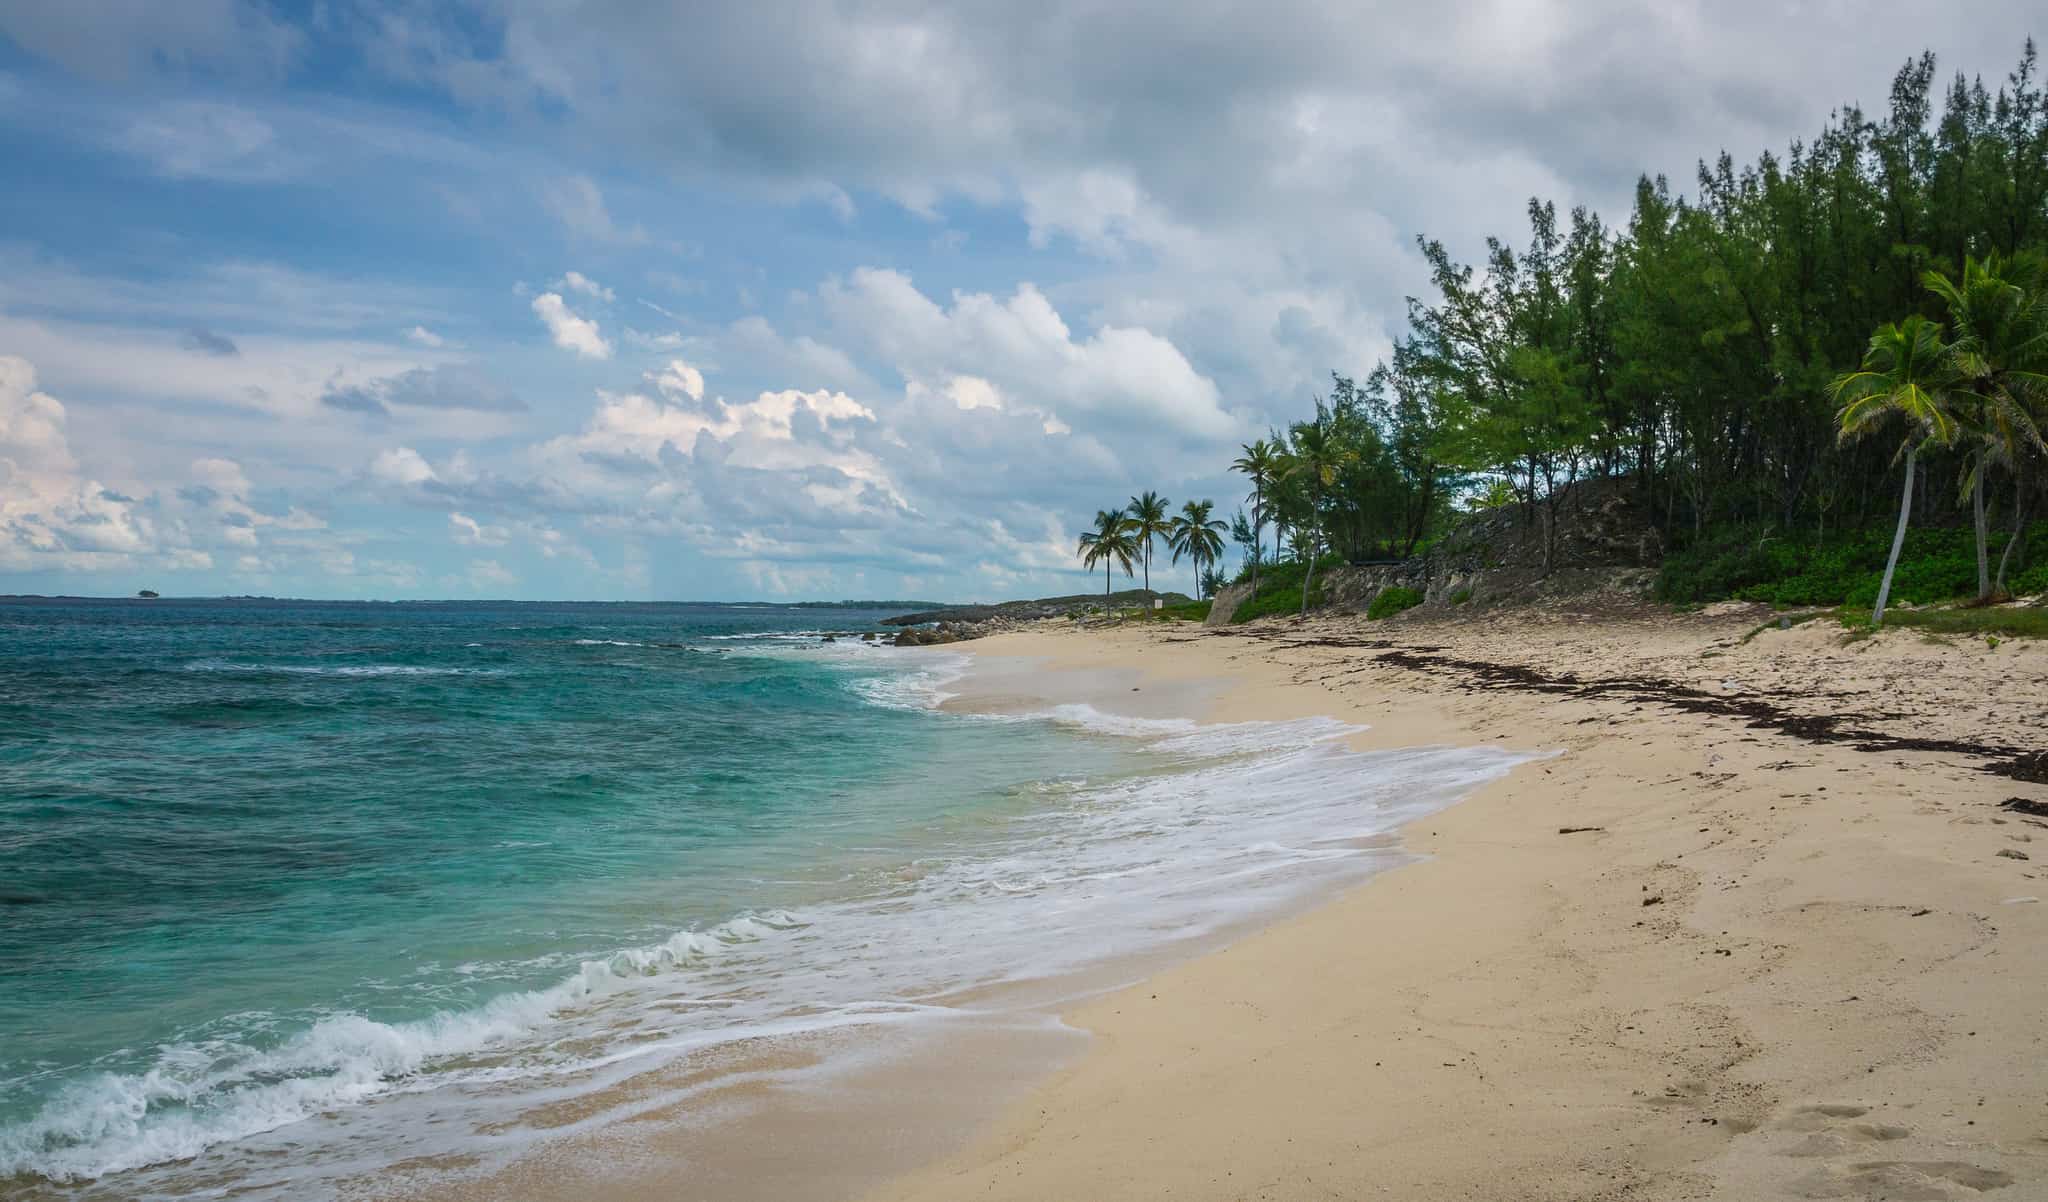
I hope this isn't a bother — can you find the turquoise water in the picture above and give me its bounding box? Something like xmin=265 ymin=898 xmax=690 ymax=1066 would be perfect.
xmin=0 ymin=598 xmax=1529 ymax=1198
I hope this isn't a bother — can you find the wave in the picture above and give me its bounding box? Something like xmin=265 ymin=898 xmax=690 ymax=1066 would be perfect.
xmin=701 ymin=629 xmax=857 ymax=642
xmin=714 ymin=630 xmax=960 ymax=710
xmin=181 ymin=661 xmax=498 ymax=678
xmin=0 ymin=699 xmax=1534 ymax=1193
xmin=0 ymin=912 xmax=810 ymax=1183
xmin=1024 ymin=703 xmax=1359 ymax=757
xmin=571 ymin=638 xmax=646 ymax=647
xmin=846 ymin=652 xmax=969 ymax=711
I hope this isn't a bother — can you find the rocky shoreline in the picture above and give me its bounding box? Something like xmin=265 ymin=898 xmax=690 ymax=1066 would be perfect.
xmin=877 ymin=589 xmax=1193 ymax=646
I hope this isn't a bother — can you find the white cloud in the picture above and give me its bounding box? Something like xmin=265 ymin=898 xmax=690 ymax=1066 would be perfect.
xmin=0 ymin=355 xmax=154 ymax=568
xmin=649 ymin=358 xmax=705 ymax=402
xmin=0 ymin=356 xmax=326 ymax=573
xmin=449 ymin=511 xmax=507 ymax=546
xmin=370 ymin=446 xmax=437 ymax=487
xmin=555 ymin=270 xmax=615 ymax=301
xmin=530 ymin=292 xmax=613 ymax=359
xmin=406 ymin=324 xmax=445 ymax=347
xmin=820 ymin=268 xmax=1233 ymax=439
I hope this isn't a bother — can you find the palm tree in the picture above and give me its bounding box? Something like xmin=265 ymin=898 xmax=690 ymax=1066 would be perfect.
xmin=1168 ymin=499 xmax=1228 ymax=597
xmin=1924 ymin=255 xmax=2048 ymax=599
xmin=1831 ymin=315 xmax=1965 ymax=625
xmin=1076 ymin=508 xmax=1138 ymax=613
xmin=1229 ymin=440 xmax=1282 ymax=592
xmin=1126 ymin=490 xmax=1172 ymax=603
xmin=1286 ymin=418 xmax=1357 ymax=616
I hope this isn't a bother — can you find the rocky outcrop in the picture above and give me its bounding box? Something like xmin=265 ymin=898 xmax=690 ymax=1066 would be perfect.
xmin=883 ymin=589 xmax=1192 ymax=628
xmin=1211 ymin=478 xmax=1664 ymax=624
xmin=1316 ymin=479 xmax=1662 ymax=616
xmin=892 ymin=618 xmax=1007 ymax=647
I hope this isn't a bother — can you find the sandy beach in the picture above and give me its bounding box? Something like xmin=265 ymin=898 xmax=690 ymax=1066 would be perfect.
xmin=321 ymin=601 xmax=2048 ymax=1202
xmin=863 ymin=603 xmax=2048 ymax=1201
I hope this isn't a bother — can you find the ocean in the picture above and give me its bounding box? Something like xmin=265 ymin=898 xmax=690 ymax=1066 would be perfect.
xmin=0 ymin=598 xmax=1526 ymax=1199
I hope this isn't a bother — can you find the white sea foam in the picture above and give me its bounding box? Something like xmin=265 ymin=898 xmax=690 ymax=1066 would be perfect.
xmin=572 ymin=638 xmax=646 ymax=647
xmin=845 ymin=652 xmax=969 ymax=710
xmin=0 ymin=912 xmax=811 ymax=1183
xmin=1 ymin=690 xmax=1534 ymax=1194
xmin=182 ymin=661 xmax=498 ymax=678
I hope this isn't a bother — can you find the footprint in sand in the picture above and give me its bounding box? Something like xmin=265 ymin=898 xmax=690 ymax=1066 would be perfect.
xmin=1792 ymin=1160 xmax=2014 ymax=1199
xmin=1776 ymin=1105 xmax=2014 ymax=1198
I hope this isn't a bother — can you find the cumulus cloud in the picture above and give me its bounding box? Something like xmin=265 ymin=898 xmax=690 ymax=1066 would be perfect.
xmin=649 ymin=358 xmax=705 ymax=402
xmin=13 ymin=2 xmax=2035 ymax=598
xmin=0 ymin=356 xmax=151 ymax=567
xmin=369 ymin=445 xmax=437 ymax=487
xmin=819 ymin=267 xmax=1232 ymax=439
xmin=2 ymin=355 xmax=323 ymax=572
xmin=531 ymin=292 xmax=612 ymax=359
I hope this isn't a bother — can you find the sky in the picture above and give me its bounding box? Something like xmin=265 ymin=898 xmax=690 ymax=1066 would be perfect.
xmin=0 ymin=2 xmax=2039 ymax=602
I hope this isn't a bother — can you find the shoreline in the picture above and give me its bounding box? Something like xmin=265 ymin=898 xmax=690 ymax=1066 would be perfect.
xmin=864 ymin=607 xmax=2048 ymax=1201
xmin=343 ymin=624 xmax=1513 ymax=1202
xmin=128 ymin=601 xmax=2045 ymax=1202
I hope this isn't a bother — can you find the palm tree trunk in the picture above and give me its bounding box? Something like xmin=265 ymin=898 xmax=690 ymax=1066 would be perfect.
xmin=1995 ymin=487 xmax=2029 ymax=598
xmin=1252 ymin=495 xmax=1263 ymax=593
xmin=1299 ymin=522 xmax=1318 ymax=617
xmin=1973 ymin=461 xmax=1990 ymax=601
xmin=1874 ymin=444 xmax=1918 ymax=626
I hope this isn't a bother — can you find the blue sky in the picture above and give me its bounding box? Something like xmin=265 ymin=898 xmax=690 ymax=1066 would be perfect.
xmin=0 ymin=2 xmax=2037 ymax=601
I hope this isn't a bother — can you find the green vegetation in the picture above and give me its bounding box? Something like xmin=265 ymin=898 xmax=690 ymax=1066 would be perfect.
xmin=1368 ymin=586 xmax=1425 ymax=619
xmin=1074 ymin=495 xmax=1230 ymax=614
xmin=1075 ymin=509 xmax=1138 ymax=607
xmin=1657 ymin=521 xmax=2048 ymax=608
xmin=1167 ymin=500 xmax=1227 ymax=597
xmin=1223 ymin=558 xmax=1331 ymax=624
xmin=1152 ymin=600 xmax=1212 ymax=622
xmin=1126 ymin=491 xmax=1172 ymax=600
xmin=1839 ymin=604 xmax=2048 ymax=640
xmin=1448 ymin=587 xmax=1473 ymax=606
xmin=1080 ymin=42 xmax=2048 ymax=627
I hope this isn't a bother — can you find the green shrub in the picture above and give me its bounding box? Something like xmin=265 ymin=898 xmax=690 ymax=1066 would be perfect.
xmin=1232 ymin=584 xmax=1314 ymax=623
xmin=1367 ymin=586 xmax=1425 ymax=619
xmin=1229 ymin=554 xmax=1340 ymax=590
xmin=1842 ymin=604 xmax=2048 ymax=640
xmin=1153 ymin=600 xmax=1212 ymax=622
xmin=1227 ymin=554 xmax=1362 ymax=622
xmin=1449 ymin=587 xmax=1473 ymax=606
xmin=1656 ymin=521 xmax=2048 ymax=608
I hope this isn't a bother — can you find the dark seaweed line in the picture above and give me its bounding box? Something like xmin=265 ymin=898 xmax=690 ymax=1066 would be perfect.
xmin=1207 ymin=626 xmax=2048 ymax=785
